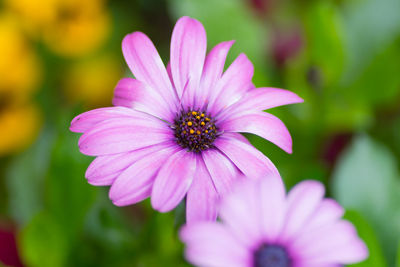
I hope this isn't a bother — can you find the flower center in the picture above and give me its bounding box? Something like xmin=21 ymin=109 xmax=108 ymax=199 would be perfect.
xmin=173 ymin=109 xmax=218 ymax=152
xmin=253 ymin=244 xmax=291 ymax=267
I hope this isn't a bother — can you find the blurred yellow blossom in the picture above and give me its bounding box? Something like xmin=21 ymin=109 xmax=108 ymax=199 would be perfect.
xmin=0 ymin=103 xmax=41 ymax=156
xmin=64 ymin=54 xmax=123 ymax=107
xmin=0 ymin=13 xmax=42 ymax=155
xmin=0 ymin=13 xmax=41 ymax=100
xmin=5 ymin=0 xmax=110 ymax=57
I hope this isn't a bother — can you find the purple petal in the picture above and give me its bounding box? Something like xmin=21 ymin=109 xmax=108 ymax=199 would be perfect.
xmin=78 ymin=117 xmax=172 ymax=156
xmin=87 ymin=172 xmax=120 ymax=186
xmin=112 ymin=78 xmax=173 ymax=121
xmin=109 ymin=145 xmax=178 ymax=206
xmin=208 ymin=53 xmax=254 ymax=116
xmin=186 ymin=157 xmax=218 ymax=223
xmin=166 ymin=62 xmax=175 ymax=88
xmin=220 ymin=112 xmax=293 ymax=154
xmin=151 ymin=150 xmax=196 ymax=212
xmin=202 ymin=149 xmax=240 ymax=196
xmin=217 ymin=87 xmax=303 ymax=122
xmin=279 ymin=180 xmax=325 ymax=243
xmin=180 ymin=222 xmax=251 ymax=267
xmin=258 ymin=176 xmax=287 ymax=243
xmin=228 ymin=132 xmax=252 ymax=145
xmin=196 ymin=41 xmax=235 ymax=109
xmin=170 ymin=16 xmax=207 ymax=108
xmin=122 ymin=32 xmax=178 ymax=115
xmin=294 ymin=221 xmax=368 ymax=265
xmin=301 ymin=198 xmax=344 ymax=233
xmin=85 ymin=142 xmax=173 ymax=180
xmin=214 ymin=133 xmax=279 ymax=179
xmin=70 ymin=106 xmax=136 ymax=133
xmin=218 ymin=180 xmax=263 ymax=249
xmin=112 ymin=78 xmax=139 ymax=108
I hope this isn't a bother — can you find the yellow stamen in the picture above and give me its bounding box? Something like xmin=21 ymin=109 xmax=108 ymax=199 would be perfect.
xmin=205 ymin=117 xmax=210 ymax=121
xmin=192 ymin=111 xmax=197 ymax=115
xmin=196 ymin=116 xmax=200 ymax=120
xmin=196 ymin=130 xmax=201 ymax=135
xmin=201 ymin=113 xmax=205 ymax=117
xmin=201 ymin=122 xmax=205 ymax=126
xmin=190 ymin=129 xmax=194 ymax=134
xmin=187 ymin=121 xmax=193 ymax=126
xmin=205 ymin=130 xmax=208 ymax=133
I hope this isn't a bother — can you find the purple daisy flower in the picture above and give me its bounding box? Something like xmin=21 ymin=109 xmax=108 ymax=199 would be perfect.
xmin=70 ymin=16 xmax=303 ymax=222
xmin=180 ymin=177 xmax=368 ymax=266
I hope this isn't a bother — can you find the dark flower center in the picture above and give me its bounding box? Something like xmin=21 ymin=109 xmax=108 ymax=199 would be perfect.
xmin=173 ymin=109 xmax=218 ymax=152
xmin=254 ymin=244 xmax=291 ymax=267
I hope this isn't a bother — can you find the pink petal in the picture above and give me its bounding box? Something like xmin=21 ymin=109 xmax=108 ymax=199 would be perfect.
xmin=87 ymin=172 xmax=120 ymax=186
xmin=180 ymin=222 xmax=251 ymax=267
xmin=208 ymin=53 xmax=254 ymax=116
xmin=112 ymin=78 xmax=139 ymax=108
xmin=279 ymin=180 xmax=325 ymax=243
xmin=166 ymin=62 xmax=175 ymax=87
xmin=202 ymin=149 xmax=240 ymax=196
xmin=196 ymin=41 xmax=235 ymax=109
xmin=301 ymin=198 xmax=344 ymax=234
xmin=85 ymin=142 xmax=172 ymax=180
xmin=220 ymin=112 xmax=293 ymax=154
xmin=122 ymin=32 xmax=178 ymax=115
xmin=112 ymin=78 xmax=173 ymax=121
xmin=186 ymin=157 xmax=218 ymax=223
xmin=217 ymin=87 xmax=303 ymax=122
xmin=70 ymin=106 xmax=136 ymax=133
xmin=214 ymin=133 xmax=279 ymax=179
xmin=151 ymin=150 xmax=196 ymax=212
xmin=78 ymin=117 xmax=172 ymax=156
xmin=258 ymin=176 xmax=287 ymax=243
xmin=294 ymin=221 xmax=368 ymax=265
xmin=109 ymin=145 xmax=178 ymax=206
xmin=218 ymin=179 xmax=264 ymax=249
xmin=228 ymin=132 xmax=252 ymax=145
xmin=170 ymin=16 xmax=207 ymax=108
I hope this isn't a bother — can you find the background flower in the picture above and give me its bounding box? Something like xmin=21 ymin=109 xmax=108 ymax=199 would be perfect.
xmin=63 ymin=54 xmax=123 ymax=108
xmin=5 ymin=0 xmax=110 ymax=57
xmin=181 ymin=176 xmax=368 ymax=266
xmin=0 ymin=13 xmax=42 ymax=155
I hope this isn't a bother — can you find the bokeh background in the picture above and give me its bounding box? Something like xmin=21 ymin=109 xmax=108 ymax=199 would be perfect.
xmin=0 ymin=0 xmax=400 ymax=266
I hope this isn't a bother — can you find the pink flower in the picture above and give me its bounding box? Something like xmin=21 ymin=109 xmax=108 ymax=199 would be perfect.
xmin=70 ymin=16 xmax=303 ymax=222
xmin=180 ymin=177 xmax=368 ymax=266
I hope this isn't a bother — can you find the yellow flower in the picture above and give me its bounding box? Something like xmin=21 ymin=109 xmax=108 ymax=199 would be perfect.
xmin=0 ymin=13 xmax=41 ymax=100
xmin=64 ymin=54 xmax=123 ymax=107
xmin=5 ymin=0 xmax=110 ymax=57
xmin=4 ymin=0 xmax=57 ymax=34
xmin=0 ymin=14 xmax=42 ymax=155
xmin=0 ymin=103 xmax=41 ymax=156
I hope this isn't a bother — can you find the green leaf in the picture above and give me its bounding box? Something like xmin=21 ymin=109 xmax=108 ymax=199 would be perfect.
xmin=18 ymin=212 xmax=68 ymax=267
xmin=344 ymin=210 xmax=387 ymax=267
xmin=5 ymin=129 xmax=55 ymax=225
xmin=303 ymin=1 xmax=345 ymax=84
xmin=397 ymin=243 xmax=400 ymax=267
xmin=346 ymin=40 xmax=400 ymax=107
xmin=341 ymin=0 xmax=400 ymax=83
xmin=45 ymin=115 xmax=96 ymax=240
xmin=332 ymin=134 xmax=400 ymax=265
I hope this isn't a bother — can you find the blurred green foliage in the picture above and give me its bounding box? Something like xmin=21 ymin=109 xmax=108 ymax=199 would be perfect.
xmin=1 ymin=0 xmax=400 ymax=266
xmin=333 ymin=135 xmax=400 ymax=266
